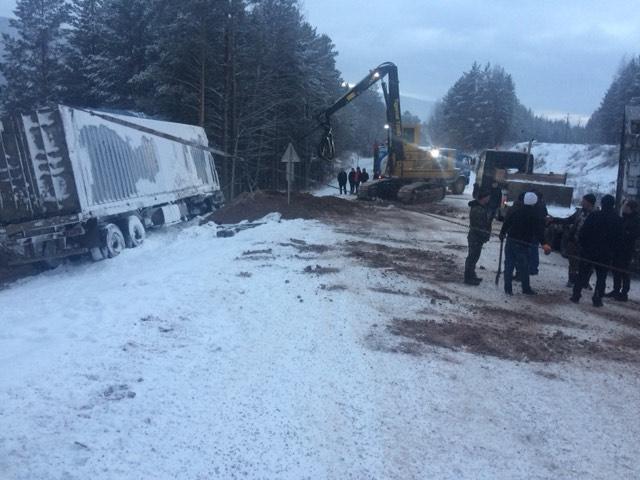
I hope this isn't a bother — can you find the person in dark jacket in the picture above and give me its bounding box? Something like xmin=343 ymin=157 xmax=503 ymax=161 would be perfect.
xmin=337 ymin=170 xmax=348 ymax=195
xmin=348 ymin=168 xmax=356 ymax=194
xmin=571 ymin=194 xmax=623 ymax=307
xmin=605 ymin=199 xmax=640 ymax=302
xmin=464 ymin=188 xmax=492 ymax=285
xmin=499 ymin=192 xmax=552 ymax=295
xmin=355 ymin=167 xmax=362 ymax=193
xmin=361 ymin=168 xmax=370 ymax=183
xmin=550 ymin=193 xmax=596 ymax=287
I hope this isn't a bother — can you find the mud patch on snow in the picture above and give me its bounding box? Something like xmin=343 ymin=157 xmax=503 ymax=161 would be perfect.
xmin=345 ymin=241 xmax=459 ymax=283
xmin=303 ymin=265 xmax=340 ymax=275
xmin=474 ymin=305 xmax=585 ymax=330
xmin=320 ymin=284 xmax=348 ymax=292
xmin=381 ymin=315 xmax=640 ymax=365
xmin=418 ymin=287 xmax=453 ymax=302
xmin=387 ymin=319 xmax=594 ymax=363
xmin=206 ymin=190 xmax=369 ymax=224
xmin=280 ymin=239 xmax=332 ymax=254
xmin=607 ymin=335 xmax=640 ymax=350
xmin=444 ymin=244 xmax=468 ymax=252
xmin=369 ymin=286 xmax=412 ymax=296
xmin=242 ymin=248 xmax=273 ymax=256
xmin=607 ymin=307 xmax=640 ymax=330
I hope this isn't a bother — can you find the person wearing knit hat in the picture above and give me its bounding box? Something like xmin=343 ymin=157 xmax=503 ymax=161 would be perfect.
xmin=523 ymin=191 xmax=538 ymax=206
xmin=499 ymin=192 xmax=552 ymax=295
xmin=571 ymin=194 xmax=624 ymax=307
xmin=464 ymin=188 xmax=493 ymax=285
xmin=550 ymin=193 xmax=597 ymax=287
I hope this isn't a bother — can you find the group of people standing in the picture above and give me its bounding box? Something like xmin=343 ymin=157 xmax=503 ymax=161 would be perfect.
xmin=465 ymin=187 xmax=640 ymax=307
xmin=337 ymin=167 xmax=370 ymax=195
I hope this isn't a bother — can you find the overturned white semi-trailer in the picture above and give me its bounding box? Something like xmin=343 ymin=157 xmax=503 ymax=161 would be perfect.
xmin=0 ymin=105 xmax=224 ymax=266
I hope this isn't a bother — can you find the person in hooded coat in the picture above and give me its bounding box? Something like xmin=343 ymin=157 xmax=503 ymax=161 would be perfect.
xmin=571 ymin=194 xmax=623 ymax=307
xmin=464 ymin=188 xmax=492 ymax=285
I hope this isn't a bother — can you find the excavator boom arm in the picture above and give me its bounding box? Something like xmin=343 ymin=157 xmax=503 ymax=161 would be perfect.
xmin=318 ymin=62 xmax=404 ymax=169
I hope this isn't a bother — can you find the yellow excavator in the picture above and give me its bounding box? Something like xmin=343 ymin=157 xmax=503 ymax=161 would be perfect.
xmin=318 ymin=62 xmax=459 ymax=203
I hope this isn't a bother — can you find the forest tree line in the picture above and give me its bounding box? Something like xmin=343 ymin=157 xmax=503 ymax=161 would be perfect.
xmin=427 ymin=57 xmax=640 ymax=151
xmin=2 ymin=0 xmax=639 ymax=191
xmin=0 ymin=0 xmax=386 ymax=199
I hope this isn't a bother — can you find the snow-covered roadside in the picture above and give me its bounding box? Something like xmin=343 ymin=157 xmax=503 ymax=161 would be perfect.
xmin=1 ymin=211 xmax=639 ymax=479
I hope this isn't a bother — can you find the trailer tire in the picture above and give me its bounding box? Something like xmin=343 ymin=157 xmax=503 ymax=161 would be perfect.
xmin=103 ymin=224 xmax=126 ymax=258
xmin=124 ymin=215 xmax=145 ymax=248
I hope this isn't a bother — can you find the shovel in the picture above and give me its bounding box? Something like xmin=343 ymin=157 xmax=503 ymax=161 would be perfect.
xmin=495 ymin=237 xmax=504 ymax=286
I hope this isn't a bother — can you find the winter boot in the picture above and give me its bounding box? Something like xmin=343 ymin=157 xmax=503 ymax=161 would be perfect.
xmin=604 ymin=290 xmax=619 ymax=298
xmin=464 ymin=277 xmax=482 ymax=286
xmin=522 ymin=289 xmax=537 ymax=296
xmin=615 ymin=293 xmax=629 ymax=302
xmin=569 ymin=295 xmax=580 ymax=304
xmin=592 ymin=297 xmax=604 ymax=308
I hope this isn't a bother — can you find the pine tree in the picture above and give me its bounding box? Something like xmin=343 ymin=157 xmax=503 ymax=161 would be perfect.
xmin=89 ymin=0 xmax=156 ymax=108
xmin=63 ymin=0 xmax=106 ymax=107
xmin=0 ymin=0 xmax=70 ymax=112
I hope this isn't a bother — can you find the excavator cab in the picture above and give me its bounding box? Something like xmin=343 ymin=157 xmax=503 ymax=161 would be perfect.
xmin=402 ymin=124 xmax=421 ymax=145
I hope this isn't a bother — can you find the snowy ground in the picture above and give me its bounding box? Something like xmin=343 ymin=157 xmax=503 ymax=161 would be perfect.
xmin=513 ymin=142 xmax=619 ymax=202
xmin=1 ymin=193 xmax=639 ymax=479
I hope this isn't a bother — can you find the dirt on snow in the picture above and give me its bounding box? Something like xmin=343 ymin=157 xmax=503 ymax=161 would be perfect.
xmin=206 ymin=190 xmax=370 ymax=224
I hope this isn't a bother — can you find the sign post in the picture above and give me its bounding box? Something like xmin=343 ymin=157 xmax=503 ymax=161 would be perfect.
xmin=281 ymin=143 xmax=301 ymax=205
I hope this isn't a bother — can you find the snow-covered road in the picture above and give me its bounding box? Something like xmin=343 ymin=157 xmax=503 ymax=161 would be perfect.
xmin=1 ymin=204 xmax=639 ymax=479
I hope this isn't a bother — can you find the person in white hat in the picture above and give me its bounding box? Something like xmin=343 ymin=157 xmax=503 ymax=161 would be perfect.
xmin=499 ymin=192 xmax=552 ymax=295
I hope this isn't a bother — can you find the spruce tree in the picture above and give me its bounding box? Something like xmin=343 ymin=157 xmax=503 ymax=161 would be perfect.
xmin=89 ymin=0 xmax=156 ymax=108
xmin=63 ymin=0 xmax=106 ymax=107
xmin=0 ymin=0 xmax=70 ymax=112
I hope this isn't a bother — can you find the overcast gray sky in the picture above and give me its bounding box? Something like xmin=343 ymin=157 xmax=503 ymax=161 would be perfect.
xmin=2 ymin=0 xmax=639 ymax=120
xmin=302 ymin=0 xmax=640 ymax=122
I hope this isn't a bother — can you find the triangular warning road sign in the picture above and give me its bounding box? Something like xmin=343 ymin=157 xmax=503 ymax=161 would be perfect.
xmin=281 ymin=143 xmax=301 ymax=163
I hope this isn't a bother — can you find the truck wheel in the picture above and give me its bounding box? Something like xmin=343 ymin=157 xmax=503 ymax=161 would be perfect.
xmin=103 ymin=224 xmax=126 ymax=258
xmin=451 ymin=178 xmax=466 ymax=195
xmin=124 ymin=215 xmax=146 ymax=248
